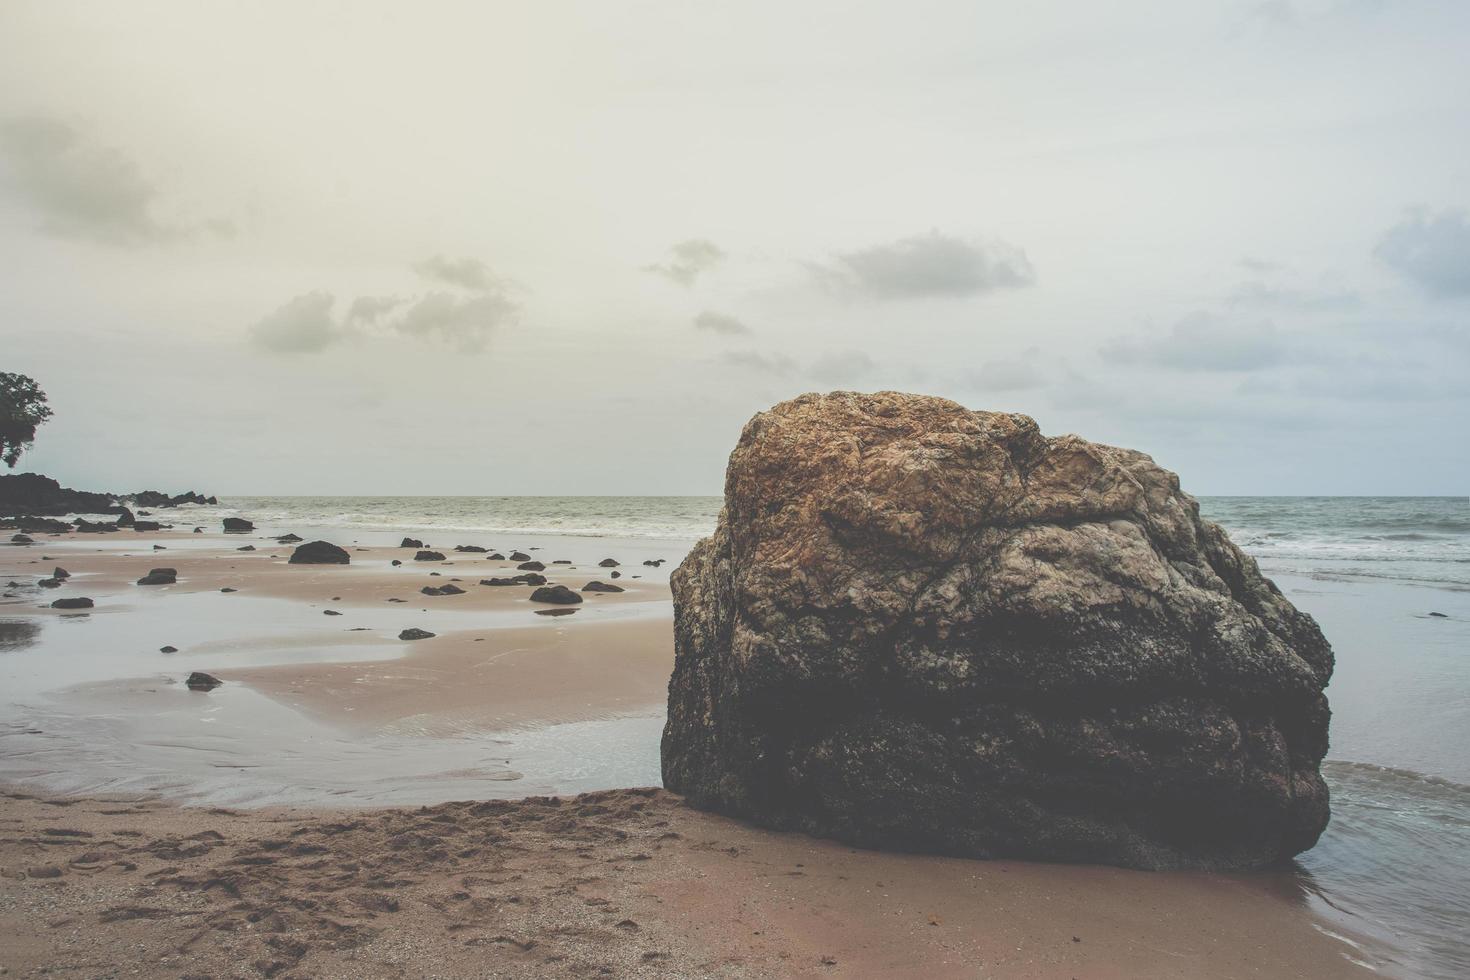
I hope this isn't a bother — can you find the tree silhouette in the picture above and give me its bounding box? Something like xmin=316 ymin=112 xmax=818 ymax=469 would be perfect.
xmin=0 ymin=373 xmax=53 ymax=468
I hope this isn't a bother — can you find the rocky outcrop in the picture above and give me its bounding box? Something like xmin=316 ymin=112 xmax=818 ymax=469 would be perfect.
xmin=661 ymin=392 xmax=1335 ymax=872
xmin=0 ymin=475 xmax=216 ymax=517
xmin=131 ymin=489 xmax=215 ymax=508
xmin=0 ymin=473 xmax=114 ymax=516
xmin=288 ymin=541 xmax=350 ymax=565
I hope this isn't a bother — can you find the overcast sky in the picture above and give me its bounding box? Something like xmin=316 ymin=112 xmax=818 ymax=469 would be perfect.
xmin=2 ymin=1 xmax=1466 ymax=495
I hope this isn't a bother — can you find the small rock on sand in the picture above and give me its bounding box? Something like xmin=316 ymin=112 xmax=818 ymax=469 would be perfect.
xmin=237 ymin=545 xmax=255 ymax=552
xmin=454 ymin=545 xmax=487 ymax=553
xmin=277 ymin=533 xmax=303 ymax=543
xmin=288 ymin=540 xmax=351 ymax=565
xmin=583 ymin=581 xmax=624 ymax=593
xmin=487 ymin=552 xmax=506 ymax=560
xmin=1428 ymin=611 xmax=1448 ymax=618
xmin=481 ymin=573 xmax=546 ymax=586
xmin=398 ymin=628 xmax=436 ymax=641
xmin=50 ymin=597 xmax=94 ymax=609
xmin=517 ymin=560 xmax=546 ymax=571
xmin=509 ymin=551 xmax=531 ymax=561
xmin=136 ymin=568 xmax=178 ymax=586
xmin=222 ymin=518 xmax=253 ymax=533
xmin=400 ymin=537 xmax=424 ymax=549
xmin=160 ymin=645 xmax=177 ymax=653
xmin=186 ymin=671 xmax=223 ymax=691
xmin=414 ymin=550 xmax=446 ymax=561
xmin=11 ymin=534 xmax=34 ymax=544
xmin=421 ymin=584 xmax=466 ymax=596
xmin=52 ymin=567 xmax=69 ymax=579
xmin=323 ymin=609 xmax=342 ymax=615
xmin=37 ymin=577 xmax=62 ymax=588
xmin=220 ymin=587 xmax=237 ymax=593
xmin=530 ymin=585 xmax=582 ymax=605
xmin=599 ymin=558 xmax=620 ymax=567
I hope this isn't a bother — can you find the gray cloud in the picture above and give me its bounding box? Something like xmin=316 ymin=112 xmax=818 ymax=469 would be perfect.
xmin=251 ymin=259 xmax=519 ymax=354
xmin=0 ymin=115 xmax=228 ymax=245
xmin=414 ymin=255 xmax=500 ymax=291
xmin=964 ymin=351 xmax=1047 ymax=392
xmin=716 ymin=348 xmax=876 ymax=383
xmin=1375 ymin=207 xmax=1470 ymax=298
xmin=809 ymin=350 xmax=875 ymax=384
xmin=693 ymin=310 xmax=752 ymax=335
xmin=718 ymin=350 xmax=798 ymax=375
xmin=346 ymin=294 xmax=405 ymax=326
xmin=1225 ymin=280 xmax=1359 ymax=312
xmin=812 ymin=230 xmax=1035 ymax=300
xmin=645 ymin=239 xmax=725 ymax=286
xmin=1101 ymin=313 xmax=1286 ymax=371
xmin=249 ymin=292 xmax=339 ymax=353
xmin=390 ymin=291 xmax=516 ymax=352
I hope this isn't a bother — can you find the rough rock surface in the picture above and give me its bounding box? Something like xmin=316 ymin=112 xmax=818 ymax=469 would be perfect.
xmin=136 ymin=567 xmax=178 ymax=586
xmin=288 ymin=540 xmax=350 ymax=565
xmin=661 ymin=391 xmax=1334 ymax=872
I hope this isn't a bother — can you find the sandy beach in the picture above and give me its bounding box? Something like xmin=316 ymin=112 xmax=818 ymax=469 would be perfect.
xmin=0 ymin=523 xmax=1390 ymax=977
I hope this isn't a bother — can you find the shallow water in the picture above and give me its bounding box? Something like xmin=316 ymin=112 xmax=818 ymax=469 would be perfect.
xmin=4 ymin=494 xmax=1468 ymax=977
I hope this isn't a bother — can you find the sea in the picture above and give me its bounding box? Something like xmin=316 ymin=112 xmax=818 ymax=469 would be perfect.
xmin=5 ymin=494 xmax=1468 ymax=977
xmin=210 ymin=494 xmax=1470 ymax=979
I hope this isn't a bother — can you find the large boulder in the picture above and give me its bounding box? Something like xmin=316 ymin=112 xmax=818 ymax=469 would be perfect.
xmin=661 ymin=392 xmax=1334 ymax=872
xmin=222 ymin=517 xmax=253 ymax=533
xmin=288 ymin=540 xmax=350 ymax=565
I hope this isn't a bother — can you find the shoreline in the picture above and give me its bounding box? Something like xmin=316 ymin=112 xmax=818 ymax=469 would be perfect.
xmin=0 ymin=784 xmax=1379 ymax=978
xmin=0 ymin=523 xmax=1419 ymax=976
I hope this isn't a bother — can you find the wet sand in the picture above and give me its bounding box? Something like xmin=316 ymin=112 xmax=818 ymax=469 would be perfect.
xmin=0 ymin=786 xmax=1376 ymax=979
xmin=0 ymin=527 xmax=1385 ymax=976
